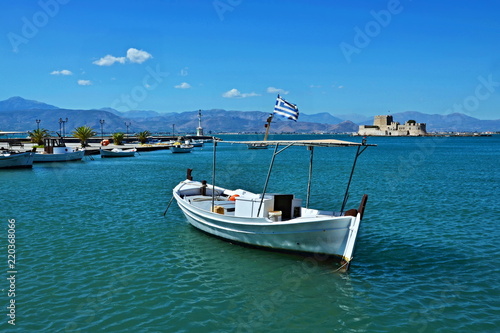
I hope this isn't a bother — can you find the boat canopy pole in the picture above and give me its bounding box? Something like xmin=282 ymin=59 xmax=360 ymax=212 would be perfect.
xmin=211 ymin=140 xmax=217 ymax=212
xmin=340 ymin=143 xmax=369 ymax=213
xmin=258 ymin=143 xmax=279 ymax=216
xmin=306 ymin=146 xmax=314 ymax=208
xmin=258 ymin=142 xmax=296 ymax=216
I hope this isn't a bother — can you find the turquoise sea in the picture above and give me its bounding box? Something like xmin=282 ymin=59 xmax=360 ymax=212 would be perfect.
xmin=1 ymin=134 xmax=499 ymax=332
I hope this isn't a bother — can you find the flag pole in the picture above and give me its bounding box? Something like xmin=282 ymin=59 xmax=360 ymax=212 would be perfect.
xmin=263 ymin=113 xmax=273 ymax=141
xmin=263 ymin=94 xmax=279 ymax=141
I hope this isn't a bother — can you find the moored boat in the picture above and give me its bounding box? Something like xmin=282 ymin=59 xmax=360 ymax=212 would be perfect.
xmin=247 ymin=142 xmax=268 ymax=149
xmin=189 ymin=140 xmax=204 ymax=147
xmin=172 ymin=138 xmax=375 ymax=271
xmin=100 ymin=148 xmax=137 ymax=158
xmin=34 ymin=137 xmax=85 ymax=162
xmin=0 ymin=150 xmax=35 ymax=169
xmin=170 ymin=142 xmax=193 ymax=153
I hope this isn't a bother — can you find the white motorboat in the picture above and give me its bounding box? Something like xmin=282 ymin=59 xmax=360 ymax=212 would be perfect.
xmin=0 ymin=150 xmax=34 ymax=168
xmin=247 ymin=142 xmax=268 ymax=149
xmin=100 ymin=148 xmax=137 ymax=158
xmin=34 ymin=137 xmax=85 ymax=162
xmin=172 ymin=138 xmax=375 ymax=271
xmin=170 ymin=142 xmax=193 ymax=153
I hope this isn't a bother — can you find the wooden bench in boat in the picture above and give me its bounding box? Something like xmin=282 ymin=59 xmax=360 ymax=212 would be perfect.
xmin=186 ymin=195 xmax=236 ymax=215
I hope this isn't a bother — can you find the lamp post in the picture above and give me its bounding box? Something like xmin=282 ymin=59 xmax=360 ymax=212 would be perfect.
xmin=36 ymin=119 xmax=41 ymax=130
xmin=59 ymin=117 xmax=68 ymax=138
xmin=125 ymin=122 xmax=131 ymax=138
xmin=100 ymin=119 xmax=105 ymax=144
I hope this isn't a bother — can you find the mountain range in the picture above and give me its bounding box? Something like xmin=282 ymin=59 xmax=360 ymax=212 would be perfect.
xmin=0 ymin=96 xmax=498 ymax=134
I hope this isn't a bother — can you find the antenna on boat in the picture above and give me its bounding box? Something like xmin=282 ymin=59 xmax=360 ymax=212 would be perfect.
xmin=306 ymin=145 xmax=314 ymax=208
xmin=211 ymin=140 xmax=217 ymax=212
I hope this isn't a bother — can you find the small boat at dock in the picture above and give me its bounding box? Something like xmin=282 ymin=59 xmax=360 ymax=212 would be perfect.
xmin=0 ymin=150 xmax=34 ymax=168
xmin=100 ymin=148 xmax=137 ymax=158
xmin=34 ymin=137 xmax=85 ymax=163
xmin=170 ymin=141 xmax=194 ymax=153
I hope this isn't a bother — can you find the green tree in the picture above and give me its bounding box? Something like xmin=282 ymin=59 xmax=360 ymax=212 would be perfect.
xmin=136 ymin=130 xmax=151 ymax=144
xmin=72 ymin=126 xmax=96 ymax=147
xmin=407 ymin=119 xmax=416 ymax=125
xmin=112 ymin=132 xmax=125 ymax=145
xmin=28 ymin=128 xmax=50 ymax=145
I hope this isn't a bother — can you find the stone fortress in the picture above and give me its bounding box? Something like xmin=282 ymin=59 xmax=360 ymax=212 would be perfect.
xmin=358 ymin=115 xmax=427 ymax=136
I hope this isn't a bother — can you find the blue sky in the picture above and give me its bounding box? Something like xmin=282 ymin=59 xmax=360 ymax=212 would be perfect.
xmin=1 ymin=0 xmax=499 ymax=119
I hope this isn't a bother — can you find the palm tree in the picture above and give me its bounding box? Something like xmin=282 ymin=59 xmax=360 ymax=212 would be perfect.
xmin=72 ymin=126 xmax=96 ymax=147
xmin=136 ymin=130 xmax=151 ymax=144
xmin=112 ymin=132 xmax=125 ymax=145
xmin=28 ymin=128 xmax=50 ymax=145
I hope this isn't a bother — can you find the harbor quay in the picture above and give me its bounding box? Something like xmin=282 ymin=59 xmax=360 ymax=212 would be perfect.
xmin=1 ymin=135 xmax=216 ymax=155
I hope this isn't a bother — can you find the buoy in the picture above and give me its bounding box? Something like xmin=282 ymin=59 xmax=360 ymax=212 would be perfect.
xmin=229 ymin=194 xmax=240 ymax=201
xmin=101 ymin=140 xmax=110 ymax=146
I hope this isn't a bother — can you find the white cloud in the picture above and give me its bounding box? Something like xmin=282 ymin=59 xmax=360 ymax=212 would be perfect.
xmin=93 ymin=55 xmax=126 ymax=66
xmin=222 ymin=88 xmax=260 ymax=98
xmin=93 ymin=48 xmax=153 ymax=66
xmin=126 ymin=48 xmax=153 ymax=64
xmin=175 ymin=82 xmax=191 ymax=89
xmin=78 ymin=80 xmax=92 ymax=86
xmin=267 ymin=87 xmax=289 ymax=95
xmin=51 ymin=69 xmax=73 ymax=75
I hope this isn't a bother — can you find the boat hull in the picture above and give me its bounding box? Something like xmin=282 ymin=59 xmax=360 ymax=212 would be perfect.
xmin=0 ymin=152 xmax=34 ymax=168
xmin=34 ymin=150 xmax=85 ymax=162
xmin=100 ymin=149 xmax=136 ymax=158
xmin=171 ymin=146 xmax=192 ymax=153
xmin=173 ymin=181 xmax=362 ymax=264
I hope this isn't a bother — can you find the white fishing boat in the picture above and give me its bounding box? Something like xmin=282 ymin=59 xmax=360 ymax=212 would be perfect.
xmin=34 ymin=137 xmax=85 ymax=163
xmin=172 ymin=138 xmax=375 ymax=271
xmin=100 ymin=147 xmax=137 ymax=158
xmin=247 ymin=142 xmax=269 ymax=149
xmin=0 ymin=150 xmax=35 ymax=168
xmin=189 ymin=140 xmax=204 ymax=147
xmin=171 ymin=142 xmax=193 ymax=153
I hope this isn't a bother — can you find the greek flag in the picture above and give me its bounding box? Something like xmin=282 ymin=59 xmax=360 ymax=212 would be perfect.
xmin=273 ymin=95 xmax=299 ymax=122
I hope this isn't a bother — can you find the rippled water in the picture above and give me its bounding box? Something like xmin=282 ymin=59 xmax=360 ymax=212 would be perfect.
xmin=1 ymin=135 xmax=499 ymax=332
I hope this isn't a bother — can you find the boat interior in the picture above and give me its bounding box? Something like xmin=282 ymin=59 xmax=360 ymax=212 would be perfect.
xmin=178 ymin=181 xmax=350 ymax=220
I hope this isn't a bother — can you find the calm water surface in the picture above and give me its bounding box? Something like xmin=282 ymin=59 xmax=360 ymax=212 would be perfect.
xmin=1 ymin=135 xmax=499 ymax=332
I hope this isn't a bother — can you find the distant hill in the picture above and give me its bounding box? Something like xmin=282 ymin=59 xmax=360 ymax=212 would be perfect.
xmin=299 ymin=112 xmax=344 ymax=124
xmin=0 ymin=96 xmax=59 ymax=111
xmin=0 ymin=97 xmax=498 ymax=133
xmin=100 ymin=107 xmax=161 ymax=119
xmin=0 ymin=97 xmax=359 ymax=133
